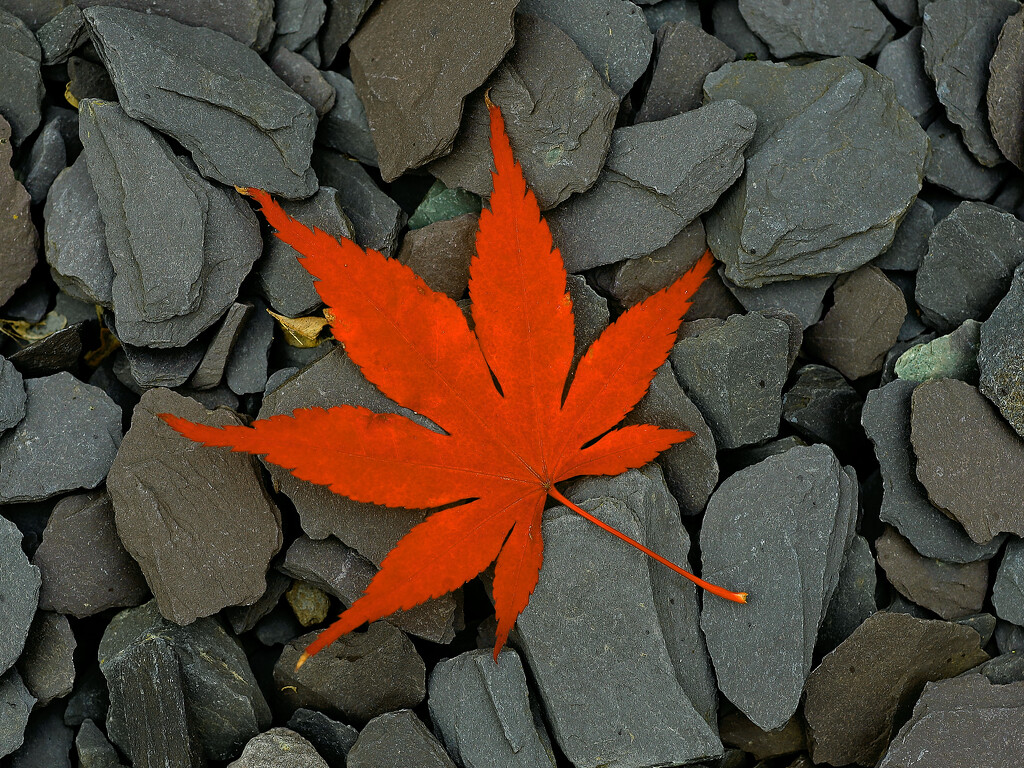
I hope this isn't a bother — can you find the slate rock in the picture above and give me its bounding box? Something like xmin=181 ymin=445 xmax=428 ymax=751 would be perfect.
xmin=803 ymin=611 xmax=989 ymax=766
xmin=0 ymin=515 xmax=39 ymax=677
xmin=75 ymin=720 xmax=123 ymax=768
xmin=8 ymin=705 xmax=74 ymax=768
xmin=993 ymin=537 xmax=1024 ymax=625
xmin=670 ymin=311 xmax=789 ymax=450
xmin=782 ymin=364 xmax=863 ymax=452
xmin=22 ymin=120 xmax=66 ymax=204
xmin=224 ymin=570 xmax=290 ymax=635
xmin=724 ymin=273 xmax=834 ymax=330
xmin=272 ymin=0 xmax=325 ymax=57
xmin=317 ymin=71 xmax=375 ymax=165
xmin=818 ymin=534 xmax=878 ymax=653
xmin=0 ymin=9 xmax=43 ymax=144
xmin=912 ymin=378 xmax=1024 ymax=543
xmin=0 ymin=115 xmax=37 ymax=308
xmin=107 ymin=388 xmax=281 ymax=624
xmin=876 ymin=527 xmax=989 ymax=619
xmin=737 ymin=0 xmax=894 ymax=59
xmin=988 ymin=8 xmax=1024 ymax=169
xmin=0 ymin=670 xmax=35 ymax=759
xmin=879 ymin=674 xmax=1024 ymax=767
xmin=225 ymin=301 xmax=275 ymax=397
xmin=190 ymin=302 xmax=252 ymax=390
xmin=711 ymin=0 xmax=771 ymax=59
xmin=32 ymin=491 xmax=148 ymax=618
xmin=312 ymin=151 xmax=405 ymax=257
xmin=642 ymin=0 xmax=702 ymax=30
xmin=705 ymin=58 xmax=929 ymax=288
xmin=922 ymin=0 xmax=1020 ymax=167
xmin=701 ymin=444 xmax=858 ymax=731
xmin=66 ymin=56 xmax=118 ymax=104
xmin=275 ymin=623 xmax=426 ymax=725
xmin=428 ymin=649 xmax=556 ymax=768
xmin=407 ymin=179 xmax=482 ymax=230
xmin=99 ymin=600 xmax=271 ymax=762
xmin=349 ymin=0 xmax=516 ymax=181
xmin=35 ymin=4 xmax=87 ymax=64
xmin=638 ymin=22 xmax=735 ymax=123
xmin=429 ymin=14 xmax=618 ymax=210
xmin=118 ymin=339 xmax=206 ymax=389
xmin=85 ymin=6 xmax=317 ymax=197
xmin=863 ymin=379 xmax=1000 ymax=562
xmin=270 ymin=48 xmax=337 ymax=118
xmin=80 ymin=100 xmax=262 ymax=348
xmin=0 ymin=373 xmax=121 ymax=503
xmin=347 ymin=710 xmax=455 ymax=768
xmin=0 ymin=355 xmax=26 ymax=433
xmin=395 ymin=214 xmax=476 ymax=300
xmin=875 ymin=199 xmax=935 ymax=272
xmin=17 ymin=612 xmax=76 ymax=707
xmin=286 ymin=709 xmax=358 ymax=766
xmin=549 ymin=100 xmax=756 ymax=272
xmin=875 ymin=28 xmax=939 ymax=125
xmin=320 ymin=0 xmax=373 ymax=65
xmin=895 ymin=318 xmax=981 ymax=383
xmin=925 ymin=119 xmax=1006 ymax=199
xmin=719 ymin=712 xmax=805 ymax=761
xmin=0 ymin=0 xmax=66 ymax=30
xmin=979 ymin=264 xmax=1024 ymax=436
xmin=63 ymin=664 xmax=109 ymax=729
xmin=8 ymin=322 xmax=86 ymax=377
xmin=517 ymin=0 xmax=653 ymax=97
xmin=228 ymin=728 xmax=328 ymax=768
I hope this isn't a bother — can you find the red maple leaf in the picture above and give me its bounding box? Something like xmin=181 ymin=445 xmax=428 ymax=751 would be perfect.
xmin=162 ymin=102 xmax=746 ymax=666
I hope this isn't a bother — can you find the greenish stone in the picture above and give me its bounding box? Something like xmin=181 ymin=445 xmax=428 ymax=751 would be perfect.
xmin=407 ymin=180 xmax=481 ymax=229
xmin=286 ymin=581 xmax=331 ymax=626
xmin=895 ymin=319 xmax=981 ymax=383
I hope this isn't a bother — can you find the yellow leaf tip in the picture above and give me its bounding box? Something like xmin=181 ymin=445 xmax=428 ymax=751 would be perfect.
xmin=295 ymin=652 xmax=310 ymax=671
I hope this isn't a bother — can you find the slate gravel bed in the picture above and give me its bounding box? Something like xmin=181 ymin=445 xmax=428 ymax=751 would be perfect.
xmin=1 ymin=1 xmax=1024 ymax=766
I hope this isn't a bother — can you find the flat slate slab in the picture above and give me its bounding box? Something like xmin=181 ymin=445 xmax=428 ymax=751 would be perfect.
xmin=227 ymin=728 xmax=329 ymax=768
xmin=705 ymin=57 xmax=928 ymax=288
xmin=395 ymin=214 xmax=476 ymax=300
xmin=0 ymin=115 xmax=37 ymax=308
xmin=84 ymin=6 xmax=316 ymax=197
xmin=895 ymin=319 xmax=981 ymax=384
xmin=737 ymin=0 xmax=893 ymax=59
xmin=317 ymin=71 xmax=375 ymax=165
xmin=0 ymin=355 xmax=26 ymax=433
xmin=346 ymin=710 xmax=455 ymax=768
xmin=988 ymin=7 xmax=1024 ymax=169
xmin=979 ymin=264 xmax=1024 ymax=436
xmin=875 ymin=28 xmax=939 ymax=125
xmin=0 ymin=516 xmax=40 ymax=678
xmin=818 ymin=534 xmax=878 ymax=653
xmin=0 ymin=670 xmax=34 ymax=759
xmin=107 ymin=388 xmax=282 ymax=624
xmin=992 ymin=537 xmax=1024 ymax=625
xmin=0 ymin=9 xmax=44 ymax=145
xmin=16 ymin=611 xmax=76 ymax=706
xmin=925 ymin=119 xmax=1006 ymax=199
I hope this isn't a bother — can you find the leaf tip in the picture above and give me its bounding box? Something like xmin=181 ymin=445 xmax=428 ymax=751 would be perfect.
xmin=294 ymin=652 xmax=310 ymax=671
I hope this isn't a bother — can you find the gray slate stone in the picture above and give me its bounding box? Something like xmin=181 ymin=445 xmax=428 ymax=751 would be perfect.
xmin=979 ymin=264 xmax=1024 ymax=436
xmin=880 ymin=0 xmax=923 ymax=23
xmin=0 ymin=516 xmax=39 ymax=677
xmin=228 ymin=728 xmax=328 ymax=768
xmin=711 ymin=0 xmax=770 ymax=59
xmin=16 ymin=611 xmax=76 ymax=706
xmin=875 ymin=28 xmax=939 ymax=125
xmin=107 ymin=389 xmax=282 ymax=624
xmin=35 ymin=5 xmax=87 ymax=64
xmin=549 ymin=100 xmax=756 ymax=273
xmin=190 ymin=302 xmax=252 ymax=390
xmin=396 ymin=214 xmax=476 ymax=300
xmin=0 ymin=8 xmax=43 ymax=144
xmin=75 ymin=720 xmax=123 ymax=768
xmin=8 ymin=705 xmax=74 ymax=768
xmin=286 ymin=709 xmax=358 ymax=766
xmin=84 ymin=6 xmax=317 ymax=197
xmin=428 ymin=649 xmax=556 ymax=768
xmin=879 ymin=675 xmax=1024 ymax=768
xmin=272 ymin=0 xmax=325 ymax=56
xmin=225 ymin=301 xmax=275 ymax=396
xmin=782 ymin=364 xmax=863 ymax=452
xmin=737 ymin=0 xmax=894 ymax=59
xmin=925 ymin=119 xmax=1006 ymax=199
xmin=988 ymin=8 xmax=1024 ymax=169
xmin=642 ymin=0 xmax=701 ymax=29
xmin=637 ymin=22 xmax=735 ymax=123
xmin=670 ymin=312 xmax=789 ymax=450
xmin=347 ymin=710 xmax=455 ymax=768
xmin=349 ymin=0 xmax=516 ymax=181
xmin=428 ymin=14 xmax=618 ymax=210
xmin=269 ymin=48 xmax=336 ymax=117
xmin=32 ymin=491 xmax=148 ymax=618
xmin=922 ymin=0 xmax=1020 ymax=167
xmin=705 ymin=58 xmax=929 ymax=287
xmin=701 ymin=444 xmax=858 ymax=731
xmin=0 ymin=373 xmax=121 ymax=503
xmin=118 ymin=339 xmax=206 ymax=389
xmin=7 ymin=321 xmax=86 ymax=378
xmin=875 ymin=199 xmax=935 ymax=272
xmin=724 ymin=273 xmax=834 ymax=329
xmin=320 ymin=0 xmax=374 ymax=65
xmin=0 ymin=670 xmax=34 ymax=759
xmin=896 ymin=318 xmax=981 ymax=383
xmin=818 ymin=534 xmax=877 ymax=653
xmin=804 ymin=612 xmax=989 ymax=766
xmin=317 ymin=71 xmax=376 ymax=165
xmin=917 ymin=202 xmax=1024 ymax=331
xmin=514 ymin=497 xmax=722 ymax=767
xmin=993 ymin=537 xmax=1024 ymax=625
xmin=912 ymin=378 xmax=1024 ymax=543
xmin=517 ymin=0 xmax=653 ymax=97
xmin=0 ymin=355 xmax=26 ymax=433
xmin=0 ymin=116 xmax=37 ymax=307
xmin=80 ymin=100 xmax=262 ymax=348
xmin=22 ymin=120 xmax=65 ymax=204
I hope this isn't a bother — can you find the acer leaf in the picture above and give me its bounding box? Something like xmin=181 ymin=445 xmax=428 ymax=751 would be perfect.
xmin=161 ymin=101 xmax=746 ymax=667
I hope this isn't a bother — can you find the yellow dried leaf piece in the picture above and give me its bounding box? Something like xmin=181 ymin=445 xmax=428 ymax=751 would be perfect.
xmin=85 ymin=326 xmax=121 ymax=367
xmin=267 ymin=308 xmax=330 ymax=348
xmin=0 ymin=311 xmax=68 ymax=343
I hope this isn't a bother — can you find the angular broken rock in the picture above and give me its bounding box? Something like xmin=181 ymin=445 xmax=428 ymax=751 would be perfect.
xmin=993 ymin=537 xmax=1024 ymax=625
xmin=190 ymin=302 xmax=252 ymax=390
xmin=979 ymin=264 xmax=1024 ymax=436
xmin=16 ymin=611 xmax=76 ymax=707
xmin=428 ymin=649 xmax=556 ymax=768
xmin=912 ymin=378 xmax=1024 ymax=543
xmin=895 ymin=319 xmax=981 ymax=384
xmin=270 ymin=47 xmax=336 ymax=117
xmin=0 ymin=115 xmax=37 ymax=307
xmin=925 ymin=119 xmax=1006 ymax=200
xmin=547 ymin=100 xmax=755 ymax=272
xmin=701 ymin=444 xmax=858 ymax=731
xmin=119 ymin=339 xmax=206 ymax=389
xmin=84 ymin=6 xmax=317 ymax=197
xmin=818 ymin=534 xmax=877 ymax=653
xmin=0 ymin=670 xmax=34 ymax=759
xmin=988 ymin=8 xmax=1024 ymax=169
xmin=227 ymin=728 xmax=328 ymax=768
xmin=429 ymin=14 xmax=618 ymax=210
xmin=875 ymin=28 xmax=939 ymax=126
xmin=320 ymin=0 xmax=373 ymax=65
xmin=705 ymin=58 xmax=928 ymax=287
xmin=922 ymin=0 xmax=1020 ymax=167
xmin=286 ymin=709 xmax=358 ymax=766
xmin=804 ymin=612 xmax=989 ymax=766
xmin=724 ymin=273 xmax=834 ymax=329
xmin=317 ymin=71 xmax=376 ymax=165
xmin=79 ymin=100 xmax=262 ymax=349
xmin=0 ymin=373 xmax=121 ymax=503
xmin=0 ymin=516 xmax=40 ymax=677
xmin=781 ymin=364 xmax=863 ymax=453
xmin=395 ymin=214 xmax=476 ymax=300
xmin=272 ymin=0 xmax=325 ymax=57
xmin=224 ymin=300 xmax=275 ymax=397
xmin=737 ymin=0 xmax=893 ymax=59
xmin=0 ymin=355 xmax=26 ymax=433
xmin=0 ymin=9 xmax=44 ymax=145
xmin=347 ymin=710 xmax=455 ymax=768
xmin=349 ymin=0 xmax=516 ymax=181
xmin=107 ymin=388 xmax=282 ymax=624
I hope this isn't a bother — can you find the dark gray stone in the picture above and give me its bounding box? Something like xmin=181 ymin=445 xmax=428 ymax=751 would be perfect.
xmin=428 ymin=649 xmax=556 ymax=768
xmin=804 ymin=611 xmax=989 ymax=766
xmin=517 ymin=0 xmax=653 ymax=97
xmin=912 ymin=378 xmax=1024 ymax=543
xmin=670 ymin=311 xmax=789 ymax=449
xmin=0 ymin=670 xmax=35 ymax=759
xmin=642 ymin=0 xmax=701 ymax=29
xmin=879 ymin=674 xmax=1024 ymax=767
xmin=75 ymin=719 xmax=123 ymax=768
xmin=347 ymin=710 xmax=455 ymax=768
xmin=737 ymin=0 xmax=893 ymax=59
xmin=66 ymin=55 xmax=117 ymax=103
xmin=22 ymin=120 xmax=65 ymax=204
xmin=917 ymin=202 xmax=1024 ymax=332
xmin=875 ymin=199 xmax=935 ymax=272
xmin=782 ymin=364 xmax=863 ymax=452
xmin=35 ymin=4 xmax=86 ymax=64
xmin=7 ymin=322 xmax=86 ymax=377
xmin=995 ymin=620 xmax=1024 ymax=653
xmin=269 ymin=47 xmax=336 ymax=117
xmin=895 ymin=318 xmax=981 ymax=383
xmin=228 ymin=728 xmax=328 ymax=768
xmin=107 ymin=389 xmax=282 ymax=624
xmin=395 ymin=214 xmax=476 ymax=300
xmin=979 ymin=264 xmax=1024 ymax=436
xmin=0 ymin=8 xmax=43 ymax=144
xmin=286 ymin=709 xmax=358 ymax=766
xmin=16 ymin=611 xmax=76 ymax=707
xmin=711 ymin=0 xmax=770 ymax=59
xmin=224 ymin=570 xmax=290 ymax=635
xmin=119 ymin=340 xmax=206 ymax=389
xmin=566 ymin=274 xmax=610 ymax=362
xmin=63 ymin=663 xmax=108 ymax=729
xmin=701 ymin=444 xmax=858 ymax=731
xmin=225 ymin=301 xmax=275 ymax=396
xmin=428 ymin=14 xmax=618 ymax=210
xmin=638 ymin=22 xmax=735 ymax=123
xmin=0 ymin=515 xmax=38 ymax=676
xmin=988 ymin=8 xmax=1024 ymax=169
xmin=725 ymin=273 xmax=834 ymax=329
xmin=975 ymin=651 xmax=1024 ymax=684
xmin=719 ymin=712 xmax=805 ymax=762
xmin=0 ymin=115 xmax=37 ymax=307
xmin=993 ymin=538 xmax=1024 ymax=625
xmin=0 ymin=373 xmax=121 ymax=503
xmin=922 ymin=0 xmax=1020 ymax=167
xmin=272 ymin=0 xmax=325 ymax=57
xmin=84 ymin=6 xmax=317 ymax=197
xmin=275 ymin=623 xmax=426 ymax=725
xmin=79 ymin=100 xmax=262 ymax=348
xmin=190 ymin=302 xmax=252 ymax=390
xmin=8 ymin=705 xmax=74 ymax=768
xmin=705 ymin=58 xmax=928 ymax=288
xmin=32 ymin=491 xmax=148 ymax=618
xmin=925 ymin=119 xmax=1006 ymax=199
xmin=349 ymin=0 xmax=516 ymax=181
xmin=317 ymin=71 xmax=375 ymax=165
xmin=875 ymin=28 xmax=939 ymax=125
xmin=549 ymin=100 xmax=756 ymax=273
xmin=818 ymin=534 xmax=877 ymax=653
xmin=880 ymin=0 xmax=922 ymax=23
xmin=0 ymin=355 xmax=26 ymax=433
xmin=320 ymin=0 xmax=373 ymax=65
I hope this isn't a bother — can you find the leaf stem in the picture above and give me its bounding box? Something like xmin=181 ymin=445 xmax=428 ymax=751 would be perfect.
xmin=548 ymin=486 xmax=747 ymax=604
